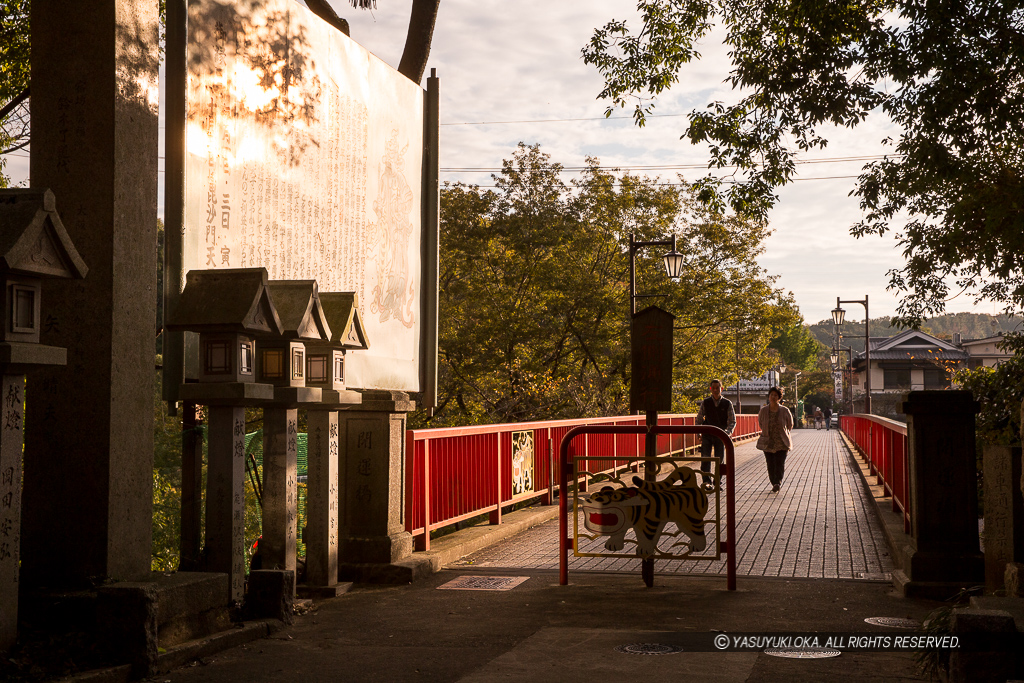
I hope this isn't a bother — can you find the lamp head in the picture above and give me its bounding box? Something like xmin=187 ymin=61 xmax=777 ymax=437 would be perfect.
xmin=831 ymin=306 xmax=846 ymax=326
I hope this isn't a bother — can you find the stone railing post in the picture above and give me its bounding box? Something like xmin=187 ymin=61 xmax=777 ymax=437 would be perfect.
xmin=895 ymin=391 xmax=985 ymax=598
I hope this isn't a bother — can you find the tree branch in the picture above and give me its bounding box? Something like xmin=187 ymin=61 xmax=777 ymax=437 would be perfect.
xmin=398 ymin=0 xmax=440 ymax=84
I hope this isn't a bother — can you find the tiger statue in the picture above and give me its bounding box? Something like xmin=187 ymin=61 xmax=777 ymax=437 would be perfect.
xmin=580 ymin=465 xmax=709 ymax=557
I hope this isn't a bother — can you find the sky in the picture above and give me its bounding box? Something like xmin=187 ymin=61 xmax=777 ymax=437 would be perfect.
xmin=1 ymin=0 xmax=1002 ymax=325
xmin=336 ymin=0 xmax=1002 ymax=325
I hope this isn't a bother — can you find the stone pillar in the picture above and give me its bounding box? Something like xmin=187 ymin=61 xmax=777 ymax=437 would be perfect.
xmin=983 ymin=444 xmax=1024 ymax=593
xmin=894 ymin=391 xmax=985 ymax=598
xmin=304 ymin=409 xmax=343 ymax=593
xmin=338 ymin=391 xmax=416 ymax=568
xmin=0 ymin=375 xmax=24 ymax=650
xmin=261 ymin=407 xmax=298 ymax=592
xmin=23 ymin=0 xmax=159 ymax=586
xmin=205 ymin=407 xmax=247 ymax=603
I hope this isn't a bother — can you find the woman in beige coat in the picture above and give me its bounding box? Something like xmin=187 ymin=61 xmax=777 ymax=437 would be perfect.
xmin=756 ymin=386 xmax=794 ymax=493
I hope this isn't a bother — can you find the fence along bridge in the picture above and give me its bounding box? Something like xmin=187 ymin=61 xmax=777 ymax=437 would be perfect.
xmin=427 ymin=427 xmax=894 ymax=581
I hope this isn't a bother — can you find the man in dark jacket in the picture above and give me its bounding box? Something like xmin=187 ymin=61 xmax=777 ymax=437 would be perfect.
xmin=823 ymin=406 xmax=833 ymax=430
xmin=695 ymin=379 xmax=736 ymax=489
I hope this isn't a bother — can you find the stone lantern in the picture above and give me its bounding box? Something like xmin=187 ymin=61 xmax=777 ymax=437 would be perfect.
xmin=306 ymin=292 xmax=368 ymax=401
xmin=0 ymin=188 xmax=88 ymax=651
xmin=165 ymin=267 xmax=283 ymax=386
xmin=261 ymin=280 xmax=331 ymax=398
xmin=165 ymin=267 xmax=283 ymax=603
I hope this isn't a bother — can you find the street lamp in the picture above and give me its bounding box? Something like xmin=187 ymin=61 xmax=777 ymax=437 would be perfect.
xmin=834 ymin=295 xmax=871 ymax=414
xmin=630 ymin=233 xmax=684 ymax=315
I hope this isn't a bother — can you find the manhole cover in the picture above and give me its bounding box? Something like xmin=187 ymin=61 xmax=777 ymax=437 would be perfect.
xmin=764 ymin=648 xmax=842 ymax=659
xmin=864 ymin=617 xmax=920 ymax=629
xmin=614 ymin=643 xmax=683 ymax=655
xmin=436 ymin=575 xmax=529 ymax=591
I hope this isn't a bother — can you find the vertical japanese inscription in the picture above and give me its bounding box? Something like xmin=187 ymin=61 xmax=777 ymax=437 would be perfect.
xmin=0 ymin=375 xmax=23 ymax=649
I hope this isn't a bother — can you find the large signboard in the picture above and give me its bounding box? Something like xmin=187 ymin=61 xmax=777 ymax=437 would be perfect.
xmin=176 ymin=0 xmax=435 ymax=393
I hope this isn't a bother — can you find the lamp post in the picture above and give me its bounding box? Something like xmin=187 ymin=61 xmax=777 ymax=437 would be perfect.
xmin=833 ymin=295 xmax=871 ymax=414
xmin=629 ymin=233 xmax=685 ymax=315
xmin=628 ymin=231 xmax=684 ymax=588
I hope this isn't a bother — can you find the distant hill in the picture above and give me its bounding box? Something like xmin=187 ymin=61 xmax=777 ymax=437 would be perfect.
xmin=808 ymin=312 xmax=1021 ymax=353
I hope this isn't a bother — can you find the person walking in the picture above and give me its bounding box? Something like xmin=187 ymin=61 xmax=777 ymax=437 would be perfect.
xmin=813 ymin=406 xmax=824 ymax=430
xmin=756 ymin=386 xmax=793 ymax=493
xmin=695 ymin=379 xmax=736 ymax=490
xmin=823 ymin=406 xmax=833 ymax=431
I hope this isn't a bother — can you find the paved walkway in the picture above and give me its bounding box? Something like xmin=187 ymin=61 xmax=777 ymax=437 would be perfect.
xmin=452 ymin=429 xmax=894 ymax=580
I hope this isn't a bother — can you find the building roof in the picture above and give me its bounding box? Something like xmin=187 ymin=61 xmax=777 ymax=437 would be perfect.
xmin=265 ymin=280 xmax=332 ymax=342
xmin=960 ymin=334 xmax=1006 ymax=347
xmin=318 ymin=292 xmax=369 ymax=350
xmin=166 ymin=267 xmax=283 ymax=336
xmin=853 ymin=329 xmax=968 ymax=366
xmin=0 ymin=188 xmax=88 ymax=279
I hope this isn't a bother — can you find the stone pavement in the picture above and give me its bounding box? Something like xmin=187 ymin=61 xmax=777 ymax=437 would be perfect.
xmin=452 ymin=429 xmax=894 ymax=581
xmin=149 ymin=429 xmax=945 ymax=683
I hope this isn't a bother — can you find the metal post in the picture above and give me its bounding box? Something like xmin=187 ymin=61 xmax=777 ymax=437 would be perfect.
xmin=642 ymin=409 xmax=657 ymax=587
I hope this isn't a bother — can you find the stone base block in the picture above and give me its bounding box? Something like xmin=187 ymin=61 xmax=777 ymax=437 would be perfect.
xmin=179 ymin=382 xmax=274 ymax=405
xmin=297 ymin=582 xmax=353 ymax=599
xmin=948 ymin=608 xmax=1021 ymax=683
xmin=245 ymin=570 xmax=294 ymax=624
xmin=340 ymin=531 xmax=414 ymax=565
xmin=272 ymin=386 xmax=322 ymax=406
xmin=338 ymin=556 xmax=434 ymax=585
xmin=892 ymin=570 xmax=984 ymax=601
xmin=96 ymin=583 xmax=158 ymax=678
xmin=900 ymin=545 xmax=985 ymax=584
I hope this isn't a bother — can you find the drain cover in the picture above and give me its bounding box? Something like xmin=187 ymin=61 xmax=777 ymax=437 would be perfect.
xmin=437 ymin=575 xmax=529 ymax=591
xmin=864 ymin=617 xmax=920 ymax=629
xmin=764 ymin=647 xmax=841 ymax=659
xmin=855 ymin=572 xmax=891 ymax=581
xmin=615 ymin=643 xmax=683 ymax=655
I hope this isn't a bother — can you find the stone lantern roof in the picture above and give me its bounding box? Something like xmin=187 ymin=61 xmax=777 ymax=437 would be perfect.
xmin=0 ymin=189 xmax=88 ymax=280
xmin=265 ymin=280 xmax=331 ymax=342
xmin=318 ymin=292 xmax=369 ymax=350
xmin=166 ymin=267 xmax=283 ymax=336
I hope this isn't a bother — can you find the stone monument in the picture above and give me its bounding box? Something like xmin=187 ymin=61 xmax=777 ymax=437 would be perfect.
xmin=23 ymin=0 xmax=160 ymax=589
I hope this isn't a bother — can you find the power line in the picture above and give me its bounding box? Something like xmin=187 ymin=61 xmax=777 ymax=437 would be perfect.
xmin=442 ymin=155 xmax=895 ymax=174
xmin=460 ymin=175 xmax=863 ymax=188
xmin=440 ymin=113 xmax=688 ymax=126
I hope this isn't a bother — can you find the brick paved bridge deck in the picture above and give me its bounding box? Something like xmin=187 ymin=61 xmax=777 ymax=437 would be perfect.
xmin=452 ymin=429 xmax=894 ymax=580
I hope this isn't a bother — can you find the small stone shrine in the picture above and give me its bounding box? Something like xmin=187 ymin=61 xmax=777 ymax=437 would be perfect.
xmin=0 ymin=189 xmax=88 ymax=651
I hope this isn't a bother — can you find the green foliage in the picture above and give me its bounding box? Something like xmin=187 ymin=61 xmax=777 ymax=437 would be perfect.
xmin=0 ymin=1 xmax=29 ymax=109
xmin=955 ymin=334 xmax=1024 ymax=446
xmin=769 ymin=315 xmax=823 ymax=372
xmin=584 ymin=0 xmax=1024 ymax=324
xmin=427 ymin=143 xmax=796 ymax=426
xmin=152 ymin=356 xmax=183 ymax=570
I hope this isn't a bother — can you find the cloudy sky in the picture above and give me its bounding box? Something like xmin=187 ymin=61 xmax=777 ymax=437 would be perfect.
xmin=337 ymin=0 xmax=1001 ymax=324
xmin=1 ymin=0 xmax=997 ymax=324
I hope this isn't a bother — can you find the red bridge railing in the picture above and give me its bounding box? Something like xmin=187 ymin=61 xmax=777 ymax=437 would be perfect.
xmin=405 ymin=413 xmax=761 ymax=550
xmin=840 ymin=414 xmax=909 ymax=532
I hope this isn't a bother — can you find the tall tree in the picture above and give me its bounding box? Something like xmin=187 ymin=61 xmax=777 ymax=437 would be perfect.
xmin=431 ymin=143 xmax=797 ymax=426
xmin=583 ymin=0 xmax=1024 ymax=325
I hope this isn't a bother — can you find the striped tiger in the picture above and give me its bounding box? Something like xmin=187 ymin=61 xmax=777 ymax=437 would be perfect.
xmin=581 ymin=465 xmax=709 ymax=557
